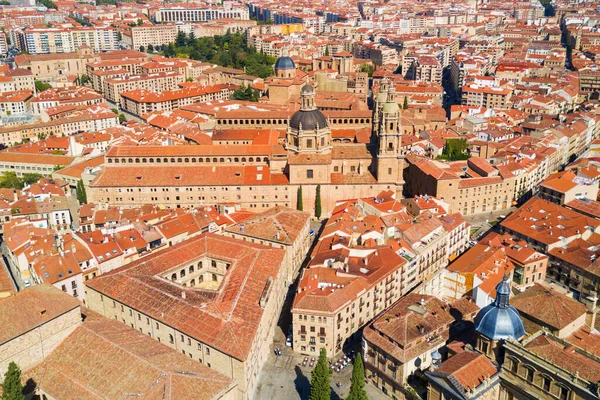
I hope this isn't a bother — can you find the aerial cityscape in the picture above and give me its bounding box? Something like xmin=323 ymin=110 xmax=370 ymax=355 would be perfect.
xmin=1 ymin=0 xmax=600 ymax=399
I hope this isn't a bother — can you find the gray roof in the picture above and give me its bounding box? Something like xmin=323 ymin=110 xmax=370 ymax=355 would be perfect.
xmin=474 ymin=277 xmax=525 ymax=341
xmin=275 ymin=56 xmax=295 ymax=70
xmin=289 ymin=109 xmax=328 ymax=131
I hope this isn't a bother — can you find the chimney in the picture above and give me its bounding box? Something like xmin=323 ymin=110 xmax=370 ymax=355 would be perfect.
xmin=181 ymin=291 xmax=186 ymax=299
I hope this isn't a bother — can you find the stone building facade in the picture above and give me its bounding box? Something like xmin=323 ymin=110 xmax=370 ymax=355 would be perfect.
xmin=89 ymin=81 xmax=406 ymax=216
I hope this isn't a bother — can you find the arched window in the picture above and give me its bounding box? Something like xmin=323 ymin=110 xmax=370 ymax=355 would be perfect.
xmin=212 ymin=158 xmax=217 ymax=163
xmin=249 ymin=157 xmax=254 ymax=162
xmin=177 ymin=158 xmax=182 ymax=163
xmin=142 ymin=158 xmax=147 ymax=163
xmin=234 ymin=157 xmax=239 ymax=162
xmin=199 ymin=275 xmax=204 ymax=283
xmin=190 ymin=279 xmax=195 ymax=287
xmin=524 ymin=367 xmax=534 ymax=382
xmin=184 ymin=158 xmax=189 ymax=162
xmin=170 ymin=158 xmax=175 ymax=163
xmin=191 ymin=158 xmax=196 ymax=162
xmin=109 ymin=159 xmax=114 ymax=163
xmin=163 ymin=158 xmax=168 ymax=163
xmin=171 ymin=273 xmax=176 ymax=280
xmin=212 ymin=274 xmax=217 ymax=282
xmin=169 ymin=334 xmax=174 ymax=344
xmin=242 ymin=157 xmax=247 ymax=162
xmin=180 ymin=270 xmax=186 ymax=278
xmin=220 ymin=158 xmax=225 ymax=162
xmin=189 ymin=265 xmax=194 ymax=273
xmin=156 ymin=158 xmax=161 ymax=163
xmin=128 ymin=158 xmax=133 ymax=163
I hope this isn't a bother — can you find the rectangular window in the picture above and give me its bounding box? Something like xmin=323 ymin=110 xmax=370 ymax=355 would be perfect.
xmin=307 ymin=170 xmax=313 ymax=179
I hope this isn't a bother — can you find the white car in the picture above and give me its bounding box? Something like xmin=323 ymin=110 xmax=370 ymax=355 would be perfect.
xmin=23 ymin=280 xmax=31 ymax=288
xmin=286 ymin=335 xmax=292 ymax=347
xmin=469 ymin=240 xmax=477 ymax=246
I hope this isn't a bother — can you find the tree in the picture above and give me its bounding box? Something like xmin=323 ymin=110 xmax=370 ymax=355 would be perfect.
xmin=1 ymin=361 xmax=24 ymax=400
xmin=76 ymin=179 xmax=87 ymax=205
xmin=147 ymin=44 xmax=154 ymax=52
xmin=403 ymin=96 xmax=409 ymax=109
xmin=359 ymin=63 xmax=375 ymax=77
xmin=139 ymin=46 xmax=145 ymax=53
xmin=110 ymin=108 xmax=118 ymax=115
xmin=53 ymin=165 xmax=64 ymax=172
xmin=297 ymin=186 xmax=303 ymax=211
xmin=309 ymin=348 xmax=331 ymax=400
xmin=176 ymin=30 xmax=187 ymax=47
xmin=79 ymin=74 xmax=89 ymax=85
xmin=137 ymin=18 xmax=143 ymax=26
xmin=315 ymin=184 xmax=322 ymax=219
xmin=118 ymin=114 xmax=126 ymax=124
xmin=346 ymin=354 xmax=367 ymax=400
xmin=21 ymin=173 xmax=42 ymax=186
xmin=0 ymin=172 xmax=24 ymax=189
xmin=34 ymin=80 xmax=52 ymax=92
xmin=324 ymin=45 xmax=329 ymax=56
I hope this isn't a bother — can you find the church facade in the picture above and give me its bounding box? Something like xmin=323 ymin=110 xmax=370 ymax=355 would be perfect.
xmin=89 ymin=77 xmax=406 ymax=216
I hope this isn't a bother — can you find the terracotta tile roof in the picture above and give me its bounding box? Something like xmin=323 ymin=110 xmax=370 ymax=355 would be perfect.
xmin=0 ymin=259 xmax=15 ymax=295
xmin=24 ymin=312 xmax=235 ymax=400
xmin=225 ymin=206 xmax=309 ymax=245
xmin=524 ymin=333 xmax=600 ymax=382
xmin=511 ymin=284 xmax=587 ymax=331
xmin=85 ymin=234 xmax=286 ymax=361
xmin=432 ymin=351 xmax=499 ymax=392
xmin=363 ymin=294 xmax=468 ymax=362
xmin=0 ymin=152 xmax=75 ymax=166
xmin=92 ymin=165 xmax=290 ymax=187
xmin=501 ymin=197 xmax=600 ymax=248
xmin=0 ymin=284 xmax=80 ymax=345
xmin=54 ymin=156 xmax=104 ymax=178
xmin=106 ymin=144 xmax=286 ymax=158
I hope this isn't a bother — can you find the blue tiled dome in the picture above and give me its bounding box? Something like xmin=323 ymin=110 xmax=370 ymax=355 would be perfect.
xmin=275 ymin=56 xmax=295 ymax=70
xmin=474 ymin=276 xmax=526 ymax=341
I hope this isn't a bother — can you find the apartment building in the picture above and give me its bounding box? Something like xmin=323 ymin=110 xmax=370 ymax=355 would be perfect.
xmin=0 ymin=107 xmax=118 ymax=146
xmin=103 ymin=71 xmax=185 ymax=103
xmin=461 ymin=84 xmax=512 ymax=108
xmin=538 ymin=170 xmax=599 ymax=205
xmin=290 ymin=192 xmax=467 ymax=356
xmin=0 ymin=90 xmax=32 ymax=116
xmin=362 ymin=294 xmax=478 ymax=399
xmin=124 ymin=24 xmax=178 ymax=50
xmin=404 ymin=156 xmax=517 ymax=216
xmin=119 ymin=84 xmax=236 ymax=117
xmin=17 ymin=26 xmax=118 ymax=54
xmin=85 ymin=233 xmax=287 ymax=400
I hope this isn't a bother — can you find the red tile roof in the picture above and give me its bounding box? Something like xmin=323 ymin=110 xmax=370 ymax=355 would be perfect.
xmin=24 ymin=312 xmax=235 ymax=400
xmin=85 ymin=234 xmax=286 ymax=361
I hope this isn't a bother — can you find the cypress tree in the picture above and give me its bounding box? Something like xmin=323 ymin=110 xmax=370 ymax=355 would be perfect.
xmin=346 ymin=354 xmax=368 ymax=400
xmin=1 ymin=361 xmax=24 ymax=400
xmin=315 ymin=184 xmax=322 ymax=219
xmin=324 ymin=46 xmax=329 ymax=56
xmin=309 ymin=348 xmax=331 ymax=400
xmin=403 ymin=96 xmax=409 ymax=109
xmin=297 ymin=186 xmax=303 ymax=211
xmin=76 ymin=179 xmax=87 ymax=205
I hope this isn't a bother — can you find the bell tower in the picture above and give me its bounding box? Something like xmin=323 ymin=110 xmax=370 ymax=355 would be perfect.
xmin=376 ymin=83 xmax=404 ymax=194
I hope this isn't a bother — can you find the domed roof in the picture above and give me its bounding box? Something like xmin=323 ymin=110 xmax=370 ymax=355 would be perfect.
xmin=275 ymin=56 xmax=295 ymax=70
xmin=383 ymin=101 xmax=400 ymax=114
xmin=474 ymin=277 xmax=525 ymax=341
xmin=301 ymin=83 xmax=315 ymax=95
xmin=289 ymin=109 xmax=328 ymax=131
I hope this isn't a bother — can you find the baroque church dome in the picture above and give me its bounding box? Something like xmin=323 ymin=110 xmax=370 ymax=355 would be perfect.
xmin=474 ymin=276 xmax=526 ymax=341
xmin=289 ymin=84 xmax=328 ymax=131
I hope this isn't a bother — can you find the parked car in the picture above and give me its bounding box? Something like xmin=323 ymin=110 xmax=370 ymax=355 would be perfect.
xmin=23 ymin=280 xmax=31 ymax=288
